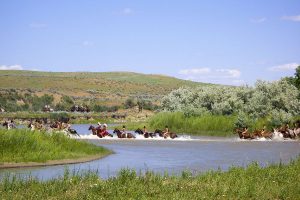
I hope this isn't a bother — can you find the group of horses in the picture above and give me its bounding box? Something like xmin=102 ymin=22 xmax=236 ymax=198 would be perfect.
xmin=2 ymin=120 xmax=16 ymax=130
xmin=235 ymin=122 xmax=300 ymax=140
xmin=28 ymin=119 xmax=80 ymax=137
xmin=88 ymin=126 xmax=178 ymax=139
xmin=2 ymin=119 xmax=80 ymax=137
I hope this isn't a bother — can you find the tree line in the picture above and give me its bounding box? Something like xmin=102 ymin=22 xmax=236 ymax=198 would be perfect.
xmin=161 ymin=66 xmax=300 ymax=128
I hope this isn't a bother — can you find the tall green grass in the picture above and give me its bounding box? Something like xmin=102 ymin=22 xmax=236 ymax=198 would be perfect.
xmin=149 ymin=112 xmax=237 ymax=136
xmin=1 ymin=157 xmax=299 ymax=199
xmin=0 ymin=129 xmax=111 ymax=163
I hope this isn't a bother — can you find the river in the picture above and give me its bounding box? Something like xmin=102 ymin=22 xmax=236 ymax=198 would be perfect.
xmin=0 ymin=124 xmax=299 ymax=180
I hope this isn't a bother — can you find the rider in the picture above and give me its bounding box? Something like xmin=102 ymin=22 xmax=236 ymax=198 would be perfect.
xmin=96 ymin=122 xmax=102 ymax=131
xmin=163 ymin=125 xmax=169 ymax=138
xmin=100 ymin=124 xmax=109 ymax=137
xmin=121 ymin=125 xmax=126 ymax=137
xmin=9 ymin=120 xmax=16 ymax=129
xmin=143 ymin=126 xmax=148 ymax=135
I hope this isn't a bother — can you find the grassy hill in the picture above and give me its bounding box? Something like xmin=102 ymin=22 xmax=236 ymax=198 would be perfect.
xmin=0 ymin=70 xmax=208 ymax=106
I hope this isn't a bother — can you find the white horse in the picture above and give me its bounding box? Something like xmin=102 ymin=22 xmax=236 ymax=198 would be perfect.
xmin=272 ymin=128 xmax=284 ymax=140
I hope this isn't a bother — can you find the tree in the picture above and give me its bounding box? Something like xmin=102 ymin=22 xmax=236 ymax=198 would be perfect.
xmin=294 ymin=65 xmax=300 ymax=89
xmin=161 ymin=79 xmax=300 ymax=118
xmin=124 ymin=98 xmax=136 ymax=109
xmin=137 ymin=99 xmax=145 ymax=112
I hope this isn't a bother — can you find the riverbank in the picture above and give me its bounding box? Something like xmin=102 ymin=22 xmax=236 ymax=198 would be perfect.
xmin=0 ymin=129 xmax=112 ymax=167
xmin=1 ymin=156 xmax=299 ymax=199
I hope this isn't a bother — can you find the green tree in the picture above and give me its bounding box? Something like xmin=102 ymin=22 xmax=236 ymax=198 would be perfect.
xmin=294 ymin=65 xmax=300 ymax=89
xmin=124 ymin=98 xmax=136 ymax=109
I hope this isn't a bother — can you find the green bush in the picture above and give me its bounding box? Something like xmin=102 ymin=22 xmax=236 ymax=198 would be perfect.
xmin=162 ymin=79 xmax=300 ymax=122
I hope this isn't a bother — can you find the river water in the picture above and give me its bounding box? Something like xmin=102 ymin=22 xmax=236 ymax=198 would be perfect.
xmin=0 ymin=124 xmax=299 ymax=180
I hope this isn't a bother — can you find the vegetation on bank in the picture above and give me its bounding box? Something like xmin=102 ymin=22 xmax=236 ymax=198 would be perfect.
xmin=1 ymin=157 xmax=299 ymax=199
xmin=149 ymin=112 xmax=236 ymax=136
xmin=0 ymin=129 xmax=111 ymax=163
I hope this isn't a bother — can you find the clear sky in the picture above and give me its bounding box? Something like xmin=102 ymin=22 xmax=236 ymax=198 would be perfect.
xmin=0 ymin=0 xmax=299 ymax=85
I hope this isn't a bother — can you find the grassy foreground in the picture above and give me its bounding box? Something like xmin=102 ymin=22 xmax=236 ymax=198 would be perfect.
xmin=0 ymin=129 xmax=111 ymax=163
xmin=1 ymin=158 xmax=300 ymax=199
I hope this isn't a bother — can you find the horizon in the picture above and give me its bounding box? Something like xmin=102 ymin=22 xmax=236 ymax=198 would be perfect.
xmin=0 ymin=0 xmax=299 ymax=86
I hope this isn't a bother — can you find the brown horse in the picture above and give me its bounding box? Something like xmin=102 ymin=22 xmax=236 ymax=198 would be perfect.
xmin=88 ymin=125 xmax=102 ymax=138
xmin=234 ymin=128 xmax=254 ymax=139
xmin=88 ymin=125 xmax=113 ymax=138
xmin=278 ymin=124 xmax=293 ymax=138
xmin=135 ymin=128 xmax=156 ymax=138
xmin=260 ymin=130 xmax=273 ymax=139
xmin=113 ymin=128 xmax=135 ymax=139
xmin=154 ymin=129 xmax=178 ymax=139
xmin=252 ymin=129 xmax=273 ymax=139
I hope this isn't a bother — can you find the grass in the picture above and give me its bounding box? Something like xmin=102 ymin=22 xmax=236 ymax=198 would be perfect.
xmin=1 ymin=157 xmax=299 ymax=199
xmin=0 ymin=129 xmax=112 ymax=163
xmin=148 ymin=112 xmax=237 ymax=136
xmin=0 ymin=70 xmax=208 ymax=105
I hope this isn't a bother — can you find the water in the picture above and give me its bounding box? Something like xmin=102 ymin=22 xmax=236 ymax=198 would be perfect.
xmin=0 ymin=124 xmax=299 ymax=180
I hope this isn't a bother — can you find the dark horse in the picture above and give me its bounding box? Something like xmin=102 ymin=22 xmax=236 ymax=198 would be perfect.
xmin=67 ymin=128 xmax=81 ymax=137
xmin=88 ymin=125 xmax=113 ymax=138
xmin=135 ymin=128 xmax=156 ymax=138
xmin=113 ymin=128 xmax=135 ymax=139
xmin=2 ymin=121 xmax=9 ymax=129
xmin=2 ymin=120 xmax=16 ymax=130
xmin=154 ymin=129 xmax=178 ymax=139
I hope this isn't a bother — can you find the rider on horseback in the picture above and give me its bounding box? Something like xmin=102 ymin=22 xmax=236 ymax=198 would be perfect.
xmin=163 ymin=125 xmax=169 ymax=138
xmin=100 ymin=124 xmax=109 ymax=137
xmin=143 ymin=126 xmax=148 ymax=136
xmin=121 ymin=125 xmax=127 ymax=138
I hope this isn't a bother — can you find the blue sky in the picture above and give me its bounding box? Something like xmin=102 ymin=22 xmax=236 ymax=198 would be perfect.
xmin=0 ymin=0 xmax=299 ymax=85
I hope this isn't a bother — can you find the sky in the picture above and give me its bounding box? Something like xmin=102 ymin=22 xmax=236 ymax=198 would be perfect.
xmin=0 ymin=0 xmax=299 ymax=85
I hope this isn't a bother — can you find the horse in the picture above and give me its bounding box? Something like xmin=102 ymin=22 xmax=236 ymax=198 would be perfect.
xmin=293 ymin=127 xmax=300 ymax=138
xmin=260 ymin=130 xmax=273 ymax=139
xmin=67 ymin=128 xmax=81 ymax=137
xmin=272 ymin=128 xmax=283 ymax=138
xmin=286 ymin=129 xmax=296 ymax=139
xmin=88 ymin=125 xmax=113 ymax=138
xmin=88 ymin=125 xmax=101 ymax=137
xmin=154 ymin=129 xmax=178 ymax=139
xmin=3 ymin=121 xmax=16 ymax=130
xmin=2 ymin=121 xmax=9 ymax=130
xmin=252 ymin=129 xmax=263 ymax=138
xmin=50 ymin=121 xmax=66 ymax=130
xmin=154 ymin=129 xmax=164 ymax=137
xmin=278 ymin=124 xmax=294 ymax=138
xmin=113 ymin=128 xmax=135 ymax=139
xmin=234 ymin=128 xmax=254 ymax=139
xmin=135 ymin=128 xmax=155 ymax=138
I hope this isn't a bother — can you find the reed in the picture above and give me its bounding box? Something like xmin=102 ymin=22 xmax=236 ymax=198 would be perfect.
xmin=148 ymin=112 xmax=237 ymax=136
xmin=1 ymin=157 xmax=299 ymax=199
xmin=0 ymin=129 xmax=111 ymax=163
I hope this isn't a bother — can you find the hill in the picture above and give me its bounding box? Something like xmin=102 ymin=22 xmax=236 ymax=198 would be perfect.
xmin=0 ymin=70 xmax=208 ymax=106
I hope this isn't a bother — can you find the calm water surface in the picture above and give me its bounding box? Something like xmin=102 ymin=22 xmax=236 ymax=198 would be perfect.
xmin=0 ymin=124 xmax=299 ymax=180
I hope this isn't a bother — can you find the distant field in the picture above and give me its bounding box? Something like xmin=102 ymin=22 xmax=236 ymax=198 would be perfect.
xmin=0 ymin=70 xmax=208 ymax=105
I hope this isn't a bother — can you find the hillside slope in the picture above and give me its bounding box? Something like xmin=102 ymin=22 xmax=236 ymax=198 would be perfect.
xmin=0 ymin=70 xmax=208 ymax=105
